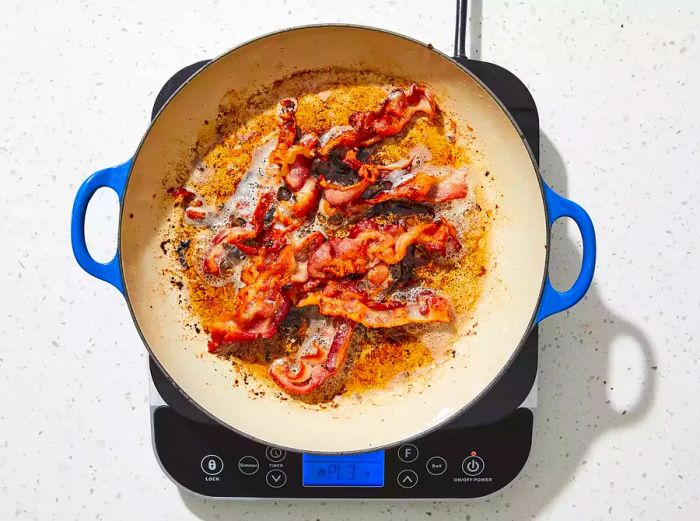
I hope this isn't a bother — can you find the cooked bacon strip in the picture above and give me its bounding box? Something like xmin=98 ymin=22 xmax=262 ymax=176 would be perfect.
xmin=171 ymin=186 xmax=197 ymax=204
xmin=306 ymin=219 xmax=460 ymax=281
xmin=290 ymin=231 xmax=326 ymax=284
xmin=282 ymin=133 xmax=318 ymax=190
xmin=269 ymin=318 xmax=355 ymax=394
xmin=319 ymin=150 xmax=378 ymax=190
xmin=322 ymin=182 xmax=368 ymax=207
xmin=208 ymin=297 xmax=290 ymax=349
xmin=297 ymin=282 xmax=451 ymax=328
xmin=275 ymin=176 xmax=321 ymax=227
xmin=205 ymin=142 xmax=321 ymax=273
xmin=268 ymin=99 xmax=319 ymax=190
xmin=294 ymin=232 xmax=325 ymax=277
xmin=207 ymin=233 xmax=328 ymax=351
xmin=269 ymin=98 xmax=298 ymax=166
xmin=365 ymin=170 xmax=467 ymax=205
xmin=171 ymin=186 xmax=216 ymax=223
xmin=318 ymin=84 xmax=437 ymax=156
xmin=321 ymin=150 xmax=412 ymax=207
xmin=203 ymin=191 xmax=275 ymax=274
xmin=207 ymin=244 xmax=297 ymax=350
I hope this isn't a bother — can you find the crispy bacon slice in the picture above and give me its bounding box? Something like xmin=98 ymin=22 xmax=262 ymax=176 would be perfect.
xmin=318 ymin=84 xmax=437 ymax=156
xmin=269 ymin=99 xmax=318 ymax=191
xmin=306 ymin=219 xmax=460 ymax=281
xmin=275 ymin=176 xmax=321 ymax=227
xmin=290 ymin=231 xmax=326 ymax=284
xmin=365 ymin=170 xmax=468 ymax=205
xmin=208 ymin=298 xmax=290 ymax=349
xmin=207 ymin=244 xmax=297 ymax=350
xmin=207 ymin=233 xmax=329 ymax=352
xmin=269 ymin=318 xmax=355 ymax=394
xmin=269 ymin=98 xmax=298 ymax=165
xmin=171 ymin=186 xmax=214 ymax=222
xmin=171 ymin=186 xmax=197 ymax=204
xmin=282 ymin=133 xmax=318 ymax=190
xmin=297 ymin=282 xmax=451 ymax=328
xmin=321 ymin=150 xmax=413 ymax=207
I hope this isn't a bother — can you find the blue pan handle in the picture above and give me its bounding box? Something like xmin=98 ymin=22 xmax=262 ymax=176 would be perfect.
xmin=71 ymin=160 xmax=131 ymax=294
xmin=535 ymin=183 xmax=596 ymax=323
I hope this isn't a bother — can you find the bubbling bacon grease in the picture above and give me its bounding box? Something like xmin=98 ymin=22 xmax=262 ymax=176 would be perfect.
xmin=318 ymin=84 xmax=437 ymax=156
xmin=202 ymin=191 xmax=275 ymax=274
xmin=269 ymin=318 xmax=355 ymax=394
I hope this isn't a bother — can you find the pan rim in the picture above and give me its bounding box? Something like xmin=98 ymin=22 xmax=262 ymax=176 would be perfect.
xmin=119 ymin=23 xmax=548 ymax=454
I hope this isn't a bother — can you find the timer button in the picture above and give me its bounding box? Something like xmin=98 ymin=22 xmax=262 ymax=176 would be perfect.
xmin=265 ymin=446 xmax=287 ymax=463
xmin=462 ymin=453 xmax=485 ymax=476
xmin=426 ymin=456 xmax=447 ymax=476
xmin=266 ymin=469 xmax=287 ymax=488
xmin=397 ymin=444 xmax=419 ymax=463
xmin=397 ymin=469 xmax=419 ymax=489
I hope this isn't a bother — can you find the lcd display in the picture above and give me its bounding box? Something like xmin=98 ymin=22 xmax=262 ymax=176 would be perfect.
xmin=302 ymin=450 xmax=385 ymax=487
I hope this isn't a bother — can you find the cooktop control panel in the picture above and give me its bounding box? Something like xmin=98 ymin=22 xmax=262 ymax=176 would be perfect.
xmin=152 ymin=406 xmax=532 ymax=499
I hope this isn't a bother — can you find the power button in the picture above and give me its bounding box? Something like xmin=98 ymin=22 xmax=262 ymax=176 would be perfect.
xmin=462 ymin=452 xmax=485 ymax=476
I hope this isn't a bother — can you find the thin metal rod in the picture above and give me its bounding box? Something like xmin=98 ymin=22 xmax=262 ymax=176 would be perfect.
xmin=454 ymin=0 xmax=468 ymax=58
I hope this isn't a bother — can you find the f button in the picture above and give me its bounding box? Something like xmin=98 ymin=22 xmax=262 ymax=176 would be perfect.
xmin=398 ymin=444 xmax=419 ymax=463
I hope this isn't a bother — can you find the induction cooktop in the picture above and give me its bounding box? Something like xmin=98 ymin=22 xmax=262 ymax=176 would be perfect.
xmin=147 ymin=42 xmax=541 ymax=499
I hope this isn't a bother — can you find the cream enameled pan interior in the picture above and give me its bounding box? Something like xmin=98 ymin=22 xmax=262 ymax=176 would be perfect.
xmin=120 ymin=26 xmax=547 ymax=453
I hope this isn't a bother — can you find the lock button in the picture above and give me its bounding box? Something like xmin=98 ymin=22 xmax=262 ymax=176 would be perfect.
xmin=201 ymin=455 xmax=224 ymax=476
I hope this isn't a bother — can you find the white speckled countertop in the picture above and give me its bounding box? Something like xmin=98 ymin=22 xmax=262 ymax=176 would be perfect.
xmin=1 ymin=0 xmax=699 ymax=519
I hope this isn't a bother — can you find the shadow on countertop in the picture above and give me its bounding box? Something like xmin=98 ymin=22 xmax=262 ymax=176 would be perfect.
xmin=480 ymin=132 xmax=657 ymax=518
xmin=176 ymin=131 xmax=657 ymax=520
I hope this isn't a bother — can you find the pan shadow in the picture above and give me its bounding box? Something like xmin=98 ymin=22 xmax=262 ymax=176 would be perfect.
xmin=177 ymin=135 xmax=656 ymax=519
xmin=465 ymin=132 xmax=657 ymax=518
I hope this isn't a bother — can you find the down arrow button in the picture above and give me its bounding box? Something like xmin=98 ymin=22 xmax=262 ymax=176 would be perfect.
xmin=265 ymin=469 xmax=287 ymax=488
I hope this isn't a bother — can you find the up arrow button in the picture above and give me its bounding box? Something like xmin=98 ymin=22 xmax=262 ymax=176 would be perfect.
xmin=397 ymin=469 xmax=419 ymax=489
